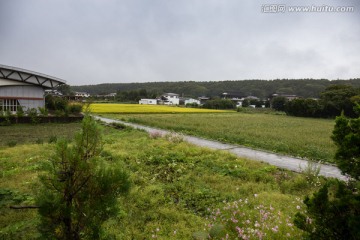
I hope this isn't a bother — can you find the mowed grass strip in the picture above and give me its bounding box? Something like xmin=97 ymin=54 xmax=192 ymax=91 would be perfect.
xmin=104 ymin=113 xmax=336 ymax=162
xmin=88 ymin=103 xmax=232 ymax=113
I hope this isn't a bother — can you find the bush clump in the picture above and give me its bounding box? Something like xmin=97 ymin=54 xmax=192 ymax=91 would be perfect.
xmin=67 ymin=103 xmax=83 ymax=114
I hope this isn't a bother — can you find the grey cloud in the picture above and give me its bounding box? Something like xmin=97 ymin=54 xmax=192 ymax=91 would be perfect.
xmin=0 ymin=0 xmax=358 ymax=85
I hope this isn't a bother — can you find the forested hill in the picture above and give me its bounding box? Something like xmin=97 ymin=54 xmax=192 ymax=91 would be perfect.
xmin=71 ymin=79 xmax=360 ymax=98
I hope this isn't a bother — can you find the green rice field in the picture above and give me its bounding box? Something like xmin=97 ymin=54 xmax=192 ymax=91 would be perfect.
xmin=103 ymin=113 xmax=336 ymax=162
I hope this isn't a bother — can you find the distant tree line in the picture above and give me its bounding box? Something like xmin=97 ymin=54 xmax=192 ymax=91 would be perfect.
xmin=271 ymin=85 xmax=360 ymax=118
xmin=71 ymin=80 xmax=360 ymax=116
xmin=72 ymin=79 xmax=360 ymax=99
xmin=115 ymin=89 xmax=158 ymax=102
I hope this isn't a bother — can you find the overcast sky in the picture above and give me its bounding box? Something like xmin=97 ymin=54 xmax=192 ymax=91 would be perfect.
xmin=0 ymin=0 xmax=359 ymax=85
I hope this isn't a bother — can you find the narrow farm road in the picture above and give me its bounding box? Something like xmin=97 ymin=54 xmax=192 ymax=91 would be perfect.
xmin=94 ymin=116 xmax=347 ymax=181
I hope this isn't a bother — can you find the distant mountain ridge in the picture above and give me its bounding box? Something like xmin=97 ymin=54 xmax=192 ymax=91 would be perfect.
xmin=71 ymin=79 xmax=360 ymax=99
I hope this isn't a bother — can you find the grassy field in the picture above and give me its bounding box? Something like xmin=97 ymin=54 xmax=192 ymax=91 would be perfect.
xmin=0 ymin=122 xmax=320 ymax=239
xmin=88 ymin=103 xmax=232 ymax=113
xmin=103 ymin=113 xmax=337 ymax=162
xmin=0 ymin=123 xmax=81 ymax=147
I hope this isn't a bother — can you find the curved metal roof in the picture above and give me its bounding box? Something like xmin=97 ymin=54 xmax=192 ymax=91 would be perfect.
xmin=0 ymin=64 xmax=66 ymax=88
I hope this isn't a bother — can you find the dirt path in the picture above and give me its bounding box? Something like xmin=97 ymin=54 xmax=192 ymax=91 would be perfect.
xmin=95 ymin=116 xmax=347 ymax=181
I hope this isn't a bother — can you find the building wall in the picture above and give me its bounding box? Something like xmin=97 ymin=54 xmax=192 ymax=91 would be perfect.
xmin=0 ymin=85 xmax=45 ymax=112
xmin=163 ymin=95 xmax=179 ymax=105
xmin=185 ymin=98 xmax=200 ymax=105
xmin=139 ymin=99 xmax=157 ymax=105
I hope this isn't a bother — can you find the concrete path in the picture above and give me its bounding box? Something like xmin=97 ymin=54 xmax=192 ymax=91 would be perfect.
xmin=94 ymin=116 xmax=347 ymax=181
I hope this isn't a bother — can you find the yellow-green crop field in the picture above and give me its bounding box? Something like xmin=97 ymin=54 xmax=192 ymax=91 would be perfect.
xmin=88 ymin=103 xmax=232 ymax=114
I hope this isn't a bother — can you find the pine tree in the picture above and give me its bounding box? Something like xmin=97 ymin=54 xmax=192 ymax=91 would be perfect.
xmin=36 ymin=115 xmax=130 ymax=239
xmin=331 ymin=113 xmax=360 ymax=180
xmin=294 ymin=107 xmax=360 ymax=239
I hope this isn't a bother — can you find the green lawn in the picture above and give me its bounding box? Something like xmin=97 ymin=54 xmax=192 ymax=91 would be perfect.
xmin=103 ymin=112 xmax=336 ymax=162
xmin=0 ymin=122 xmax=320 ymax=239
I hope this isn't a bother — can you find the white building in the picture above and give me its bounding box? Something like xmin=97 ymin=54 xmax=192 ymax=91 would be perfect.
xmin=75 ymin=92 xmax=90 ymax=98
xmin=184 ymin=98 xmax=200 ymax=105
xmin=162 ymin=93 xmax=179 ymax=105
xmin=139 ymin=99 xmax=157 ymax=105
xmin=0 ymin=64 xmax=66 ymax=113
xmin=45 ymin=89 xmax=63 ymax=96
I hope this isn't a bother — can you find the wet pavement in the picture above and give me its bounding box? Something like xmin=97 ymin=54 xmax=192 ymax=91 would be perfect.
xmin=94 ymin=116 xmax=347 ymax=181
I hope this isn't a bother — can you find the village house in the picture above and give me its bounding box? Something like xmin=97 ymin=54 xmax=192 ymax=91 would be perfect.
xmin=138 ymin=93 xmax=180 ymax=105
xmin=161 ymin=93 xmax=179 ymax=105
xmin=184 ymin=98 xmax=200 ymax=105
xmin=198 ymin=96 xmax=210 ymax=105
xmin=271 ymin=94 xmax=298 ymax=101
xmin=45 ymin=89 xmax=63 ymax=96
xmin=75 ymin=92 xmax=90 ymax=98
xmin=139 ymin=99 xmax=157 ymax=105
